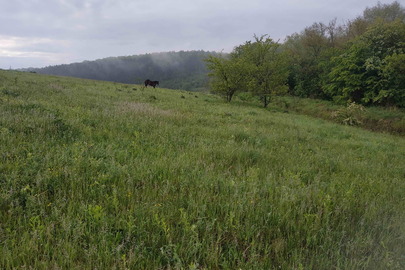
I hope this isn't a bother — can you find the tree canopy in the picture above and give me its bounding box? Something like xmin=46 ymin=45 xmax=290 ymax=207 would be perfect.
xmin=326 ymin=20 xmax=405 ymax=106
xmin=207 ymin=35 xmax=288 ymax=107
xmin=207 ymin=2 xmax=405 ymax=108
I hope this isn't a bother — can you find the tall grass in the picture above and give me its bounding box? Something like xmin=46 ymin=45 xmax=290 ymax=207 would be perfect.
xmin=1 ymin=70 xmax=404 ymax=269
xmin=263 ymin=95 xmax=405 ymax=136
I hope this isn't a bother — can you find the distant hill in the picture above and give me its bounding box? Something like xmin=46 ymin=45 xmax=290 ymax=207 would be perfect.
xmin=28 ymin=50 xmax=223 ymax=91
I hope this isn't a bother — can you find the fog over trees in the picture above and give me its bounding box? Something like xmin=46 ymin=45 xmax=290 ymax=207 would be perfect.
xmin=30 ymin=51 xmax=222 ymax=91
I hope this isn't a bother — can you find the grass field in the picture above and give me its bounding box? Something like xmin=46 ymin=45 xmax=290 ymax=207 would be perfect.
xmin=1 ymin=70 xmax=404 ymax=269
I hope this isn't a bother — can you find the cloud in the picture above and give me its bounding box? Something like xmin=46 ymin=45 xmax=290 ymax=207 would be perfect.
xmin=0 ymin=0 xmax=399 ymax=68
xmin=0 ymin=35 xmax=72 ymax=68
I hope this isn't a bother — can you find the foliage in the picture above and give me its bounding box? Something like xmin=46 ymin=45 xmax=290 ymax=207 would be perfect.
xmin=284 ymin=21 xmax=345 ymax=99
xmin=363 ymin=1 xmax=405 ymax=23
xmin=326 ymin=20 xmax=405 ymax=106
xmin=205 ymin=55 xmax=248 ymax=102
xmin=331 ymin=102 xmax=366 ymax=126
xmin=282 ymin=1 xmax=405 ymax=108
xmin=234 ymin=35 xmax=289 ymax=107
xmin=207 ymin=36 xmax=289 ymax=107
xmin=379 ymin=53 xmax=405 ymax=107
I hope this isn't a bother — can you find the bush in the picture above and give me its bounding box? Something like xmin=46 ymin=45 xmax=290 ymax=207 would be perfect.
xmin=332 ymin=102 xmax=366 ymax=126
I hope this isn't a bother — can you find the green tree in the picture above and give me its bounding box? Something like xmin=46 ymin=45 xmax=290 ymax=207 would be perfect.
xmin=345 ymin=17 xmax=370 ymax=40
xmin=284 ymin=21 xmax=344 ymax=99
xmin=234 ymin=35 xmax=289 ymax=107
xmin=284 ymin=32 xmax=326 ymax=98
xmin=377 ymin=53 xmax=405 ymax=106
xmin=326 ymin=20 xmax=405 ymax=106
xmin=363 ymin=1 xmax=405 ymax=23
xmin=205 ymin=55 xmax=249 ymax=102
xmin=283 ymin=2 xmax=405 ymax=103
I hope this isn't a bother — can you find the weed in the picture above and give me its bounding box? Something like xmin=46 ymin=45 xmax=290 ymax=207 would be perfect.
xmin=332 ymin=102 xmax=366 ymax=126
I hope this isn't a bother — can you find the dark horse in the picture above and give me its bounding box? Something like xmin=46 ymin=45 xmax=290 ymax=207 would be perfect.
xmin=144 ymin=79 xmax=159 ymax=88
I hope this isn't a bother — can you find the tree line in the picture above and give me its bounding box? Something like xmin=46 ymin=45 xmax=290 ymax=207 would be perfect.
xmin=30 ymin=51 xmax=220 ymax=92
xmin=206 ymin=1 xmax=405 ymax=107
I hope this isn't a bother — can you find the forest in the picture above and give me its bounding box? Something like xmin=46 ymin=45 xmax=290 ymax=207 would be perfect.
xmin=208 ymin=1 xmax=405 ymax=108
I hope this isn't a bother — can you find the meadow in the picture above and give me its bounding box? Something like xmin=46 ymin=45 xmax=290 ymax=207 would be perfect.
xmin=1 ymin=70 xmax=404 ymax=269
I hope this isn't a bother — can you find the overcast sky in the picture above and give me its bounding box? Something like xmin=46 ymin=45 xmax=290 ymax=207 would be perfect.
xmin=0 ymin=0 xmax=399 ymax=69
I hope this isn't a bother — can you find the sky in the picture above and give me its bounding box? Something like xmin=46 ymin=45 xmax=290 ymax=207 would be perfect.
xmin=0 ymin=0 xmax=400 ymax=69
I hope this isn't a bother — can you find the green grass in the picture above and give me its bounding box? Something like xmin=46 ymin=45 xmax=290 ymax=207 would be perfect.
xmin=1 ymin=70 xmax=404 ymax=269
xmin=262 ymin=95 xmax=405 ymax=136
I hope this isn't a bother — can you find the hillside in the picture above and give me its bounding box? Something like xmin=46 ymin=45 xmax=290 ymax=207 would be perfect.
xmin=28 ymin=51 xmax=222 ymax=92
xmin=1 ymin=70 xmax=404 ymax=269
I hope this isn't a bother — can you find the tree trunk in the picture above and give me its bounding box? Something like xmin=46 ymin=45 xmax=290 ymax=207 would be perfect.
xmin=262 ymin=95 xmax=270 ymax=108
xmin=227 ymin=90 xmax=234 ymax=102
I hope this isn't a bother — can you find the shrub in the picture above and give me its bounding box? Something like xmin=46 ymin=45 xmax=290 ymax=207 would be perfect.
xmin=332 ymin=102 xmax=366 ymax=126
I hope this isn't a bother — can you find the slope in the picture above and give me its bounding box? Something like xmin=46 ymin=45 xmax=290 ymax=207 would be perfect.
xmin=1 ymin=70 xmax=404 ymax=269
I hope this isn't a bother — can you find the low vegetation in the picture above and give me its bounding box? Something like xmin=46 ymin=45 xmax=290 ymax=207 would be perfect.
xmin=1 ymin=70 xmax=404 ymax=269
xmin=265 ymin=96 xmax=405 ymax=136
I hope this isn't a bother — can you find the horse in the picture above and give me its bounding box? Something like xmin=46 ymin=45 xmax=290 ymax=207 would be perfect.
xmin=144 ymin=79 xmax=159 ymax=88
